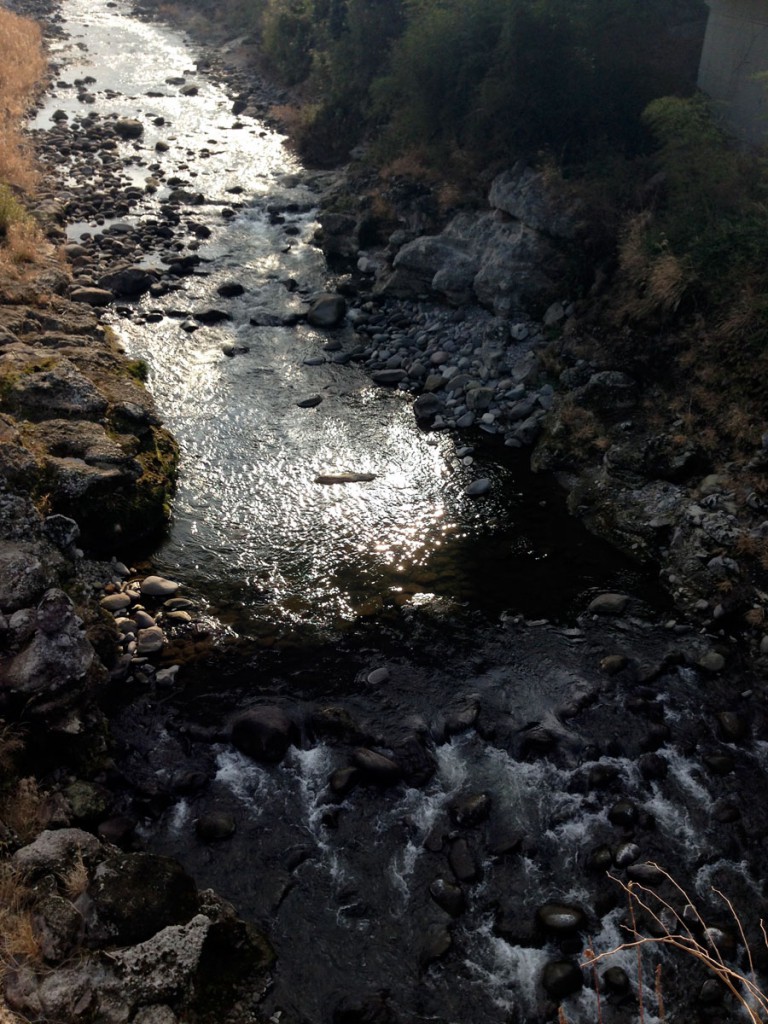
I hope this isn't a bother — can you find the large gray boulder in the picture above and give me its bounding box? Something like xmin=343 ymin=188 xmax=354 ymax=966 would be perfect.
xmin=488 ymin=163 xmax=583 ymax=239
xmin=231 ymin=706 xmax=298 ymax=763
xmin=3 ymin=589 xmax=95 ymax=697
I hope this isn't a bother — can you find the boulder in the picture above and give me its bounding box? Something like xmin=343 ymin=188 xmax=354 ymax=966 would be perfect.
xmin=231 ymin=706 xmax=297 ymax=763
xmin=448 ymin=791 xmax=491 ymax=828
xmin=307 ymin=293 xmax=347 ymax=328
xmin=11 ymin=360 xmax=108 ymax=419
xmin=33 ymin=895 xmax=84 ymax=962
xmin=488 ymin=164 xmax=582 ymax=240
xmin=70 ymin=287 xmax=114 ymax=306
xmin=536 ymin=902 xmax=587 ymax=933
xmin=542 ymin=960 xmax=583 ymax=998
xmin=98 ymin=265 xmax=157 ymax=297
xmin=114 ymin=118 xmax=144 ymax=139
xmin=4 ymin=589 xmax=95 ymax=697
xmin=81 ymin=852 xmax=198 ymax=947
xmin=429 ymin=878 xmax=466 ymax=917
xmin=0 ymin=541 xmax=62 ymax=612
xmin=351 ymin=748 xmax=401 ymax=786
xmin=13 ymin=828 xmax=102 ymax=876
xmin=589 ymin=593 xmax=630 ymax=616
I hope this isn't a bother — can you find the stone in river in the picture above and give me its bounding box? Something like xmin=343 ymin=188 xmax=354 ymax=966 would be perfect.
xmin=536 ymin=902 xmax=587 ymax=933
xmin=449 ymin=791 xmax=491 ymax=827
xmin=351 ymin=748 xmax=401 ymax=786
xmin=429 ymin=878 xmax=466 ymax=917
xmin=465 ymin=478 xmax=491 ymax=497
xmin=314 ymin=472 xmax=376 ymax=485
xmin=70 ymin=286 xmax=113 ymax=306
xmin=603 ymin=966 xmax=630 ymax=993
xmin=221 ymin=343 xmax=249 ymax=357
xmin=194 ymin=308 xmax=232 ymax=325
xmin=136 ymin=626 xmax=164 ymax=654
xmin=232 ymin=706 xmax=297 ymax=763
xmin=366 ymin=666 xmax=390 ymax=685
xmin=413 ymin=393 xmax=441 ymax=420
xmin=608 ymin=799 xmax=638 ymax=827
xmin=541 ymin=960 xmax=583 ymax=998
xmin=297 ymin=395 xmax=323 ymax=408
xmin=114 ymin=118 xmax=144 ymax=139
xmin=217 ymin=280 xmax=245 ymax=297
xmin=100 ymin=592 xmax=131 ymax=612
xmin=196 ymin=812 xmax=236 ymax=842
xmin=589 ymin=592 xmax=630 ymax=615
xmin=306 ymin=292 xmax=346 ymax=328
xmin=448 ymin=837 xmax=479 ymax=883
xmin=371 ymin=369 xmax=407 ymax=385
xmin=141 ymin=575 xmax=180 ymax=598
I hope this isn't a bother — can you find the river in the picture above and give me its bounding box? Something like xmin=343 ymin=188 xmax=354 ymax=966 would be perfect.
xmin=28 ymin=0 xmax=768 ymax=1020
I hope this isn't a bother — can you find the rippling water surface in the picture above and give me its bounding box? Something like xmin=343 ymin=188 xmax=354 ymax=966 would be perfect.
xmin=35 ymin=0 xmax=660 ymax=636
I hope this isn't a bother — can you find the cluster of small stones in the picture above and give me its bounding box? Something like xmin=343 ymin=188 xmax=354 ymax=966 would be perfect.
xmin=99 ymin=570 xmax=202 ymax=685
xmin=351 ymin=299 xmax=565 ymax=448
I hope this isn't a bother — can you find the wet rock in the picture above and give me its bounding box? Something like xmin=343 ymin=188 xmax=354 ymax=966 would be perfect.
xmin=589 ymin=593 xmax=630 ymax=616
xmin=608 ymin=800 xmax=638 ymax=828
xmin=329 ymin=766 xmax=359 ymax=798
xmin=333 ymin=992 xmax=398 ymax=1024
xmin=429 ymin=878 xmax=466 ymax=917
xmin=114 ymin=118 xmax=144 ymax=139
xmin=541 ymin=960 xmax=583 ymax=998
xmin=448 ymin=837 xmax=479 ymax=883
xmin=717 ymin=711 xmax=749 ymax=743
xmin=587 ymin=845 xmax=614 ymax=872
xmin=216 ymin=280 xmax=245 ymax=298
xmin=537 ymin=903 xmax=587 ymax=933
xmin=703 ymin=753 xmax=735 ymax=775
xmin=81 ymin=852 xmax=197 ymax=946
xmin=97 ymin=816 xmax=136 ymax=847
xmin=140 ymin=575 xmax=180 ymax=598
xmin=698 ymin=978 xmax=725 ymax=1005
xmin=196 ymin=812 xmax=236 ymax=842
xmin=638 ymin=753 xmax=668 ymax=781
xmin=603 ymin=966 xmax=630 ymax=993
xmin=99 ymin=265 xmax=156 ymax=297
xmin=698 ymin=650 xmax=726 ymax=673
xmin=307 ymin=293 xmax=346 ymax=328
xmin=371 ymin=369 xmax=407 ymax=385
xmin=315 ymin=472 xmax=376 ymax=485
xmin=297 ymin=394 xmax=323 ymax=408
xmin=419 ymin=926 xmax=452 ymax=967
xmin=600 ymin=654 xmax=628 ymax=675
xmin=351 ymin=748 xmax=402 ymax=786
xmin=100 ymin=592 xmax=131 ymax=612
xmin=613 ymin=842 xmax=641 ymax=867
xmin=449 ymin=791 xmax=491 ymax=827
xmin=465 ymin=478 xmax=491 ymax=497
xmin=413 ymin=392 xmax=441 ymax=420
xmin=231 ymin=706 xmax=298 ymax=763
xmin=193 ymin=308 xmax=232 ymax=325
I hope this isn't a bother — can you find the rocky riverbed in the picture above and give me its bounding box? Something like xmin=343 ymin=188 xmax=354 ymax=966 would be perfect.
xmin=2 ymin=0 xmax=768 ymax=1021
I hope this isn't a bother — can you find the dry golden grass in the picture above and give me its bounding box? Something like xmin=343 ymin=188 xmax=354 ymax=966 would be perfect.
xmin=60 ymin=848 xmax=88 ymax=901
xmin=0 ymin=218 xmax=46 ymax=276
xmin=0 ymin=8 xmax=45 ymax=192
xmin=0 ymin=863 xmax=42 ymax=971
xmin=0 ymin=778 xmax=48 ymax=845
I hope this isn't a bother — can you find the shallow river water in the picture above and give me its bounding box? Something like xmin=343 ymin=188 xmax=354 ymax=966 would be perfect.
xmin=30 ymin=1 xmax=768 ymax=1021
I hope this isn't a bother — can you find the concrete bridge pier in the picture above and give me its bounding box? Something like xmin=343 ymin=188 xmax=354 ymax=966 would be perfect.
xmin=698 ymin=0 xmax=768 ymax=143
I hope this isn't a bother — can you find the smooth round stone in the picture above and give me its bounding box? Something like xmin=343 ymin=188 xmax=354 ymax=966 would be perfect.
xmin=589 ymin=592 xmax=630 ymax=616
xmin=613 ymin=841 xmax=641 ymax=867
xmin=429 ymin=878 xmax=466 ymax=917
xmin=367 ymin=667 xmax=390 ymax=685
xmin=116 ymin=617 xmax=136 ymax=635
xmin=537 ymin=902 xmax=587 ymax=932
xmin=133 ymin=609 xmax=156 ymax=629
xmin=140 ymin=575 xmax=180 ymax=598
xmin=603 ymin=966 xmax=630 ymax=993
xmin=196 ymin=812 xmax=236 ymax=842
xmin=166 ymin=610 xmax=192 ymax=624
xmin=100 ymin=593 xmax=131 ymax=612
xmin=698 ymin=650 xmax=726 ymax=673
xmin=136 ymin=626 xmax=165 ymax=654
xmin=465 ymin=478 xmax=491 ymax=497
xmin=608 ymin=800 xmax=638 ymax=827
xmin=542 ymin=960 xmax=583 ymax=998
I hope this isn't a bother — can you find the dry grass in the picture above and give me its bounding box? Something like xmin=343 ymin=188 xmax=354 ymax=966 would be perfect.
xmin=0 ymin=723 xmax=24 ymax=775
xmin=586 ymin=865 xmax=768 ymax=1023
xmin=0 ymin=863 xmax=42 ymax=971
xmin=0 ymin=8 xmax=45 ymax=192
xmin=617 ymin=215 xmax=694 ymax=322
xmin=60 ymin=848 xmax=89 ymax=900
xmin=0 ymin=778 xmax=48 ymax=845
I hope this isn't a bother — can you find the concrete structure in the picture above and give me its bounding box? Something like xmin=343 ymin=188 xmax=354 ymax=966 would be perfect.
xmin=698 ymin=0 xmax=768 ymax=143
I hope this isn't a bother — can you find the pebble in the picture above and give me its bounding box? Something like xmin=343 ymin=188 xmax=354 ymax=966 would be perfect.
xmin=465 ymin=478 xmax=491 ymax=497
xmin=367 ymin=667 xmax=390 ymax=685
xmin=133 ymin=609 xmax=156 ymax=629
xmin=140 ymin=575 xmax=180 ymax=598
xmin=100 ymin=593 xmax=131 ymax=612
xmin=136 ymin=626 xmax=165 ymax=654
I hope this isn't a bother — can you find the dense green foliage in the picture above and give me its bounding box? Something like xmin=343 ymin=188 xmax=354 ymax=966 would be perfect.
xmin=255 ymin=0 xmax=705 ymax=168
